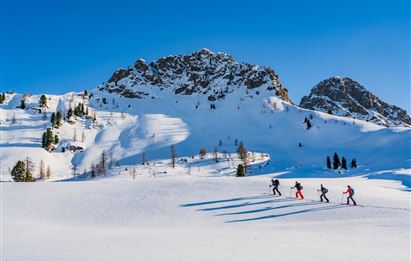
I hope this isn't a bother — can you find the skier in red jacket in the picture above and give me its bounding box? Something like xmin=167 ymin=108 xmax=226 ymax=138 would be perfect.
xmin=343 ymin=185 xmax=357 ymax=205
xmin=291 ymin=181 xmax=304 ymax=199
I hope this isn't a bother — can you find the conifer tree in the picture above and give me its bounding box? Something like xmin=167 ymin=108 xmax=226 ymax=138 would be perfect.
xmin=341 ymin=156 xmax=347 ymax=169
xmin=350 ymin=158 xmax=357 ymax=168
xmin=326 ymin=156 xmax=331 ymax=169
xmin=39 ymin=95 xmax=47 ymax=107
xmin=333 ymin=152 xmax=340 ymax=170
xmin=236 ymin=164 xmax=245 ymax=177
xmin=56 ymin=111 xmax=62 ymax=126
xmin=11 ymin=160 xmax=26 ymax=182
xmin=54 ymin=134 xmax=59 ymax=144
xmin=50 ymin=112 xmax=56 ymax=126
xmin=24 ymin=157 xmax=35 ymax=182
xmin=20 ymin=99 xmax=26 ymax=109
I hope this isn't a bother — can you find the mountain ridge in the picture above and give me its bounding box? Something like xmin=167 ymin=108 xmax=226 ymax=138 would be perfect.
xmin=299 ymin=76 xmax=411 ymax=127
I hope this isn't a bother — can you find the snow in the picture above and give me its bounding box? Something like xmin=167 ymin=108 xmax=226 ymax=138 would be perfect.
xmin=2 ymin=175 xmax=409 ymax=261
xmin=1 ymin=89 xmax=410 ymax=260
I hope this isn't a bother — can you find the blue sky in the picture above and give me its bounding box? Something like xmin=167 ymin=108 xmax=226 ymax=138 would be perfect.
xmin=2 ymin=0 xmax=410 ymax=109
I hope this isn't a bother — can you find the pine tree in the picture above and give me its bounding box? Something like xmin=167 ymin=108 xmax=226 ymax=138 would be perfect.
xmin=42 ymin=132 xmax=47 ymax=148
xmin=67 ymin=107 xmax=73 ymax=119
xmin=39 ymin=160 xmax=46 ymax=181
xmin=91 ymin=163 xmax=96 ymax=178
xmin=24 ymin=157 xmax=35 ymax=182
xmin=56 ymin=111 xmax=62 ymax=126
xmin=98 ymin=151 xmax=106 ymax=175
xmin=20 ymin=99 xmax=26 ymax=109
xmin=326 ymin=156 xmax=331 ymax=169
xmin=54 ymin=134 xmax=59 ymax=144
xmin=171 ymin=145 xmax=177 ymax=168
xmin=341 ymin=156 xmax=347 ymax=169
xmin=39 ymin=95 xmax=47 ymax=107
xmin=11 ymin=160 xmax=26 ymax=182
xmin=50 ymin=112 xmax=56 ymax=126
xmin=306 ymin=119 xmax=312 ymax=130
xmin=236 ymin=164 xmax=245 ymax=177
xmin=350 ymin=158 xmax=357 ymax=168
xmin=0 ymin=93 xmax=4 ymax=104
xmin=46 ymin=165 xmax=51 ymax=179
xmin=333 ymin=152 xmax=340 ymax=170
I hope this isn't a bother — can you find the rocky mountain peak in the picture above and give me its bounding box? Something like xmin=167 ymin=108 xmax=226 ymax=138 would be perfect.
xmin=300 ymin=76 xmax=411 ymax=127
xmin=99 ymin=49 xmax=291 ymax=103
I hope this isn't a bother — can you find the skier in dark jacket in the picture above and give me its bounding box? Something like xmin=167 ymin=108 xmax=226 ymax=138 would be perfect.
xmin=317 ymin=184 xmax=329 ymax=203
xmin=291 ymin=181 xmax=304 ymax=199
xmin=343 ymin=185 xmax=356 ymax=206
xmin=269 ymin=179 xmax=282 ymax=196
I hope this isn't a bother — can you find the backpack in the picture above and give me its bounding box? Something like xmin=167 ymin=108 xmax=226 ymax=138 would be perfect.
xmin=323 ymin=188 xmax=328 ymax=193
xmin=275 ymin=179 xmax=279 ymax=185
xmin=350 ymin=188 xmax=354 ymax=195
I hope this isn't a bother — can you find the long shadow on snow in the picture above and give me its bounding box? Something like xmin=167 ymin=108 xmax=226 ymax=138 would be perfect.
xmin=217 ymin=201 xmax=321 ymax=216
xmin=198 ymin=198 xmax=296 ymax=212
xmin=180 ymin=194 xmax=272 ymax=207
xmin=226 ymin=204 xmax=348 ymax=223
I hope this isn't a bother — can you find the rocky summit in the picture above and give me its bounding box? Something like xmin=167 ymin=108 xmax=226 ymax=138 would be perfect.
xmin=98 ymin=48 xmax=291 ymax=103
xmin=299 ymin=76 xmax=411 ymax=127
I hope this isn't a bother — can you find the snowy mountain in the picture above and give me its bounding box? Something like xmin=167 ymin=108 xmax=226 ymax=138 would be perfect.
xmin=299 ymin=76 xmax=411 ymax=127
xmin=98 ymin=48 xmax=291 ymax=103
xmin=2 ymin=50 xmax=411 ymax=261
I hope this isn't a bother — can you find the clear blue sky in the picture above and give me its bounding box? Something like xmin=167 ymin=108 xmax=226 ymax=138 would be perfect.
xmin=2 ymin=0 xmax=410 ymax=109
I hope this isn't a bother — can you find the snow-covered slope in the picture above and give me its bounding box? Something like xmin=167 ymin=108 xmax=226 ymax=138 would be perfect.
xmin=299 ymin=76 xmax=411 ymax=127
xmin=1 ymin=86 xmax=410 ymax=188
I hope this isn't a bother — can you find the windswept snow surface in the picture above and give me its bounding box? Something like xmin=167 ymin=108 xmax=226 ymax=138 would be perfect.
xmin=2 ymin=175 xmax=410 ymax=261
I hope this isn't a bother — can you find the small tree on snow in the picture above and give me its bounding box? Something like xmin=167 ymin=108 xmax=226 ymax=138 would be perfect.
xmin=199 ymin=148 xmax=206 ymax=159
xmin=333 ymin=152 xmax=340 ymax=170
xmin=46 ymin=165 xmax=51 ymax=179
xmin=39 ymin=160 xmax=46 ymax=181
xmin=236 ymin=164 xmax=245 ymax=177
xmin=171 ymin=145 xmax=177 ymax=168
xmin=326 ymin=156 xmax=331 ymax=169
xmin=350 ymin=158 xmax=357 ymax=168
xmin=11 ymin=161 xmax=26 ymax=182
xmin=341 ymin=157 xmax=347 ymax=169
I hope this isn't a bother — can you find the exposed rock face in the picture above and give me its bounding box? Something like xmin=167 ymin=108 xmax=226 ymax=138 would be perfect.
xmin=300 ymin=76 xmax=411 ymax=127
xmin=99 ymin=48 xmax=291 ymax=103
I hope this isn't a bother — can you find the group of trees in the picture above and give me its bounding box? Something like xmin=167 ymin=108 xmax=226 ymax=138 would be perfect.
xmin=42 ymin=128 xmax=59 ymax=150
xmin=11 ymin=158 xmax=52 ymax=182
xmin=326 ymin=153 xmax=358 ymax=170
xmin=0 ymin=93 xmax=5 ymax=104
xmin=304 ymin=116 xmax=313 ymax=130
xmin=11 ymin=157 xmax=35 ymax=182
xmin=50 ymin=111 xmax=63 ymax=127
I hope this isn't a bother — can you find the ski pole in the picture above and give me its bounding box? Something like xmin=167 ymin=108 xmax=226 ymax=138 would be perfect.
xmin=341 ymin=193 xmax=344 ymax=204
xmin=289 ymin=188 xmax=292 ymax=198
